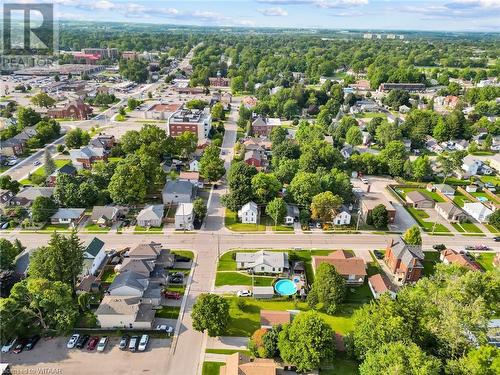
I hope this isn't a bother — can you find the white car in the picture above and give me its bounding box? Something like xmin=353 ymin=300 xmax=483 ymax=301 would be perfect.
xmin=360 ymin=177 xmax=369 ymax=184
xmin=96 ymin=336 xmax=108 ymax=352
xmin=155 ymin=325 xmax=174 ymax=334
xmin=138 ymin=335 xmax=149 ymax=352
xmin=66 ymin=334 xmax=80 ymax=349
xmin=1 ymin=338 xmax=17 ymax=353
xmin=237 ymin=289 xmax=252 ymax=297
xmin=33 ymin=160 xmax=41 ymax=166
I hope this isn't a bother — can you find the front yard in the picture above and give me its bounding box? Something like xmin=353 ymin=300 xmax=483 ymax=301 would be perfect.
xmin=155 ymin=306 xmax=180 ymax=319
xmin=134 ymin=225 xmax=164 ymax=233
xmin=20 ymin=159 xmax=71 ymax=185
xmin=224 ymin=209 xmax=266 ymax=232
xmin=407 ymin=207 xmax=450 ymax=233
xmin=84 ymin=223 xmax=111 ymax=233
xmin=470 ymin=252 xmax=495 ymax=271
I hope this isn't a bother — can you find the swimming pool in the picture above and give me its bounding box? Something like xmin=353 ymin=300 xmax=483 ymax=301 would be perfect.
xmin=274 ymin=279 xmax=297 ymax=296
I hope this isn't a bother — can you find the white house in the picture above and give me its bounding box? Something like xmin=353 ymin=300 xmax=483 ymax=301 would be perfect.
xmin=236 ymin=250 xmax=289 ymax=274
xmin=83 ymin=237 xmax=107 ymax=276
xmin=175 ymin=202 xmax=194 ymax=230
xmin=462 ymin=155 xmax=482 ymax=177
xmin=189 ymin=159 xmax=200 ymax=172
xmin=463 ymin=202 xmax=494 ymax=223
xmin=136 ymin=204 xmax=164 ymax=228
xmin=95 ymin=296 xmax=154 ymax=330
xmin=50 ymin=208 xmax=85 ymax=225
xmin=333 ymin=208 xmax=351 ymax=226
xmin=238 ymin=201 xmax=259 ymax=224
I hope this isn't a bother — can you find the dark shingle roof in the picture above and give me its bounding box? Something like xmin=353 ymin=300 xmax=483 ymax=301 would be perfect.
xmin=85 ymin=237 xmax=105 ymax=257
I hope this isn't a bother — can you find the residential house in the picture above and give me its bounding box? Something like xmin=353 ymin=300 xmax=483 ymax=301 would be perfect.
xmin=236 ymin=250 xmax=289 ymax=274
xmin=425 ymin=136 xmax=443 ymax=153
xmin=243 ymin=137 xmax=273 ymax=153
xmin=162 ymin=180 xmax=195 ymax=204
xmin=90 ymin=206 xmax=127 ymax=227
xmin=466 ymin=185 xmax=478 ymax=193
xmin=405 ymin=190 xmax=434 ymax=208
xmin=0 ymin=127 xmax=37 ymax=156
xmin=126 ymin=243 xmax=174 ymax=268
xmin=221 ymin=92 xmax=232 ymax=110
xmin=362 ymin=131 xmax=372 ymax=146
xmin=360 ymin=193 xmax=397 ymax=224
xmin=69 ymin=146 xmax=107 ymax=170
xmin=47 ymin=99 xmax=92 ymax=120
xmin=237 ymin=201 xmax=259 ymax=224
xmin=107 ymin=271 xmax=160 ymax=305
xmin=440 ymin=249 xmax=482 ymax=272
xmin=189 ymin=159 xmax=200 ymax=172
xmin=260 ymin=310 xmax=291 ymax=329
xmin=244 ymin=150 xmax=267 ymax=169
xmin=175 ymin=203 xmax=194 ymax=231
xmin=463 ymin=202 xmax=494 ymax=223
xmin=333 ymin=206 xmax=351 ymax=225
xmin=429 ymin=183 xmax=455 ymax=197
xmin=47 ymin=163 xmax=77 ymax=186
xmin=219 ymin=353 xmax=276 ymax=375
xmin=89 ymin=134 xmax=115 ymax=150
xmin=385 ymin=238 xmax=424 ymax=284
xmin=241 ymin=96 xmax=258 ymax=109
xmin=0 ymin=189 xmax=14 ymax=207
xmin=284 ymin=204 xmax=300 ymax=225
xmin=435 ymin=202 xmax=467 ymax=223
xmin=378 ymin=83 xmax=425 ymax=92
xmin=209 ymin=72 xmax=230 ymax=87
xmin=50 ymin=208 xmax=85 ymax=225
xmin=341 ymin=145 xmax=354 ymax=159
xmin=136 ymin=205 xmax=164 ymax=228
xmin=115 ymin=258 xmax=155 ymax=278
xmin=9 ymin=187 xmax=54 ymax=207
xmin=311 ymin=250 xmax=367 ymax=285
xmin=95 ymin=296 xmax=155 ymax=329
xmin=179 ymin=171 xmax=202 ymax=188
xmin=251 ymin=116 xmax=281 ymax=137
xmin=368 ymin=274 xmax=396 ymax=299
xmin=82 ymin=237 xmax=107 ymax=276
xmin=462 ymin=155 xmax=483 ymax=177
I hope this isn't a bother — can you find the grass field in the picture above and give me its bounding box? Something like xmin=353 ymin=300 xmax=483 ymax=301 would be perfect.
xmin=225 ymin=209 xmax=265 ymax=232
xmin=22 ymin=159 xmax=71 ymax=185
xmin=225 ymin=297 xmax=360 ymax=337
xmin=422 ymin=251 xmax=440 ymax=276
xmin=205 ymin=349 xmax=252 ymax=356
xmin=471 ymin=253 xmax=495 ymax=271
xmin=320 ymin=353 xmax=360 ymax=375
xmin=484 ymin=224 xmax=500 ymax=234
xmin=407 ymin=207 xmax=450 ymax=233
xmin=101 ymin=269 xmax=117 ymax=283
xmin=155 ymin=306 xmax=180 ymax=319
xmin=172 ymin=250 xmax=194 ymax=260
xmin=134 ymin=225 xmax=163 ymax=233
xmin=202 ymin=362 xmax=224 ymax=375
xmin=41 ymin=223 xmax=70 ymax=232
xmin=453 ymin=191 xmax=472 ymax=207
xmin=215 ymin=272 xmax=275 ymax=287
xmin=480 ymin=176 xmax=500 ymax=186
xmin=84 ymin=223 xmax=110 ymax=232
xmin=397 ymin=187 xmax=445 ymax=203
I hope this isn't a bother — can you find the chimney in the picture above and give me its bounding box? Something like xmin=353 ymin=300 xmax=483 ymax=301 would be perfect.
xmin=367 ymin=184 xmax=371 ymax=193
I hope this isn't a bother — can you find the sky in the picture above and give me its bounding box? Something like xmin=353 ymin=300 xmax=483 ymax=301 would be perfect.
xmin=29 ymin=0 xmax=500 ymax=31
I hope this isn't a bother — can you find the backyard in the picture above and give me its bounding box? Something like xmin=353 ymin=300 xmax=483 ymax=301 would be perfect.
xmin=396 ymin=187 xmax=445 ymax=203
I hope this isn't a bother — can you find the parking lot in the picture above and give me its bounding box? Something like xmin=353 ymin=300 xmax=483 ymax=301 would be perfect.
xmin=3 ymin=336 xmax=172 ymax=375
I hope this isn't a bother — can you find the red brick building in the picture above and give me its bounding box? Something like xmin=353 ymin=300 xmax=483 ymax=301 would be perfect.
xmin=47 ymin=100 xmax=93 ymax=120
xmin=385 ymin=238 xmax=424 ymax=284
xmin=167 ymin=108 xmax=212 ymax=140
xmin=69 ymin=146 xmax=107 ymax=170
xmin=251 ymin=116 xmax=281 ymax=137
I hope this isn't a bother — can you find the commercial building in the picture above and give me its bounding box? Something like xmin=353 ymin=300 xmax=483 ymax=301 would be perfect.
xmin=360 ymin=193 xmax=397 ymax=223
xmin=378 ymin=83 xmax=425 ymax=92
xmin=167 ymin=108 xmax=212 ymax=141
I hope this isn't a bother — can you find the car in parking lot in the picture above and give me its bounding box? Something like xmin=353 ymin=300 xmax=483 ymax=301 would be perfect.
xmin=163 ymin=291 xmax=181 ymax=299
xmin=66 ymin=334 xmax=79 ymax=349
xmin=129 ymin=336 xmax=138 ymax=351
xmin=96 ymin=336 xmax=108 ymax=352
xmin=12 ymin=339 xmax=27 ymax=354
xmin=119 ymin=335 xmax=129 ymax=350
xmin=138 ymin=335 xmax=149 ymax=351
xmin=75 ymin=334 xmax=89 ymax=349
xmin=155 ymin=324 xmax=173 ymax=334
xmin=168 ymin=272 xmax=184 ymax=284
xmin=87 ymin=336 xmax=99 ymax=351
xmin=237 ymin=289 xmax=252 ymax=297
xmin=24 ymin=335 xmax=40 ymax=351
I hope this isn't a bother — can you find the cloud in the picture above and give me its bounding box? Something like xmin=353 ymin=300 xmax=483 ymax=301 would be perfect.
xmin=401 ymin=1 xmax=500 ymax=19
xmin=257 ymin=7 xmax=289 ymax=16
xmin=255 ymin=0 xmax=368 ymax=8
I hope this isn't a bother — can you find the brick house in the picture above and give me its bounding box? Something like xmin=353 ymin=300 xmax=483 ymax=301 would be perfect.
xmin=311 ymin=250 xmax=367 ymax=285
xmin=69 ymin=146 xmax=107 ymax=169
xmin=251 ymin=116 xmax=281 ymax=137
xmin=385 ymin=238 xmax=424 ymax=284
xmin=47 ymin=99 xmax=93 ymax=120
xmin=244 ymin=150 xmax=265 ymax=168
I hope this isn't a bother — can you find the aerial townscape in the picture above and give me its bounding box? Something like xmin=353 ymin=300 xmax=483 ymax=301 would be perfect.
xmin=0 ymin=1 xmax=499 ymax=374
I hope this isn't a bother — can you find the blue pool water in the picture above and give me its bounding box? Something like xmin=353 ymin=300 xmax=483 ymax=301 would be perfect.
xmin=478 ymin=197 xmax=488 ymax=202
xmin=274 ymin=279 xmax=297 ymax=296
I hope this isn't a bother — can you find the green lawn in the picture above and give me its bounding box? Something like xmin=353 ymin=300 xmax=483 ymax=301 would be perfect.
xmin=84 ymin=223 xmax=110 ymax=232
xmin=215 ymin=272 xmax=275 ymax=287
xmin=320 ymin=353 xmax=360 ymax=375
xmin=407 ymin=207 xmax=450 ymax=233
xmin=398 ymin=187 xmax=445 ymax=203
xmin=202 ymin=362 xmax=224 ymax=375
xmin=172 ymin=250 xmax=194 ymax=260
xmin=480 ymin=176 xmax=500 ymax=186
xmin=205 ymin=349 xmax=252 ymax=356
xmin=453 ymin=192 xmax=472 ymax=207
xmin=225 ymin=209 xmax=265 ymax=232
xmin=134 ymin=225 xmax=163 ymax=233
xmin=422 ymin=251 xmax=440 ymax=276
xmin=101 ymin=269 xmax=117 ymax=283
xmin=41 ymin=223 xmax=70 ymax=232
xmin=471 ymin=253 xmax=495 ymax=272
xmin=23 ymin=159 xmax=71 ymax=185
xmin=452 ymin=222 xmax=483 ymax=234
xmin=226 ymin=297 xmax=360 ymax=337
xmin=470 ymin=151 xmax=495 ymax=156
xmin=155 ymin=306 xmax=180 ymax=319
xmin=484 ymin=224 xmax=500 ymax=234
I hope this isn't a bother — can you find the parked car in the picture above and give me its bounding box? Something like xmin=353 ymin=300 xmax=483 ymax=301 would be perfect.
xmin=66 ymin=334 xmax=79 ymax=349
xmin=75 ymin=334 xmax=89 ymax=349
xmin=12 ymin=339 xmax=27 ymax=354
xmin=24 ymin=335 xmax=40 ymax=351
xmin=236 ymin=289 xmax=252 ymax=297
xmin=96 ymin=336 xmax=108 ymax=352
xmin=119 ymin=335 xmax=129 ymax=350
xmin=373 ymin=250 xmax=384 ymax=260
xmin=2 ymin=338 xmax=18 ymax=353
xmin=465 ymin=245 xmax=490 ymax=251
xmin=138 ymin=335 xmax=149 ymax=352
xmin=432 ymin=244 xmax=446 ymax=251
xmin=163 ymin=291 xmax=181 ymax=299
xmin=155 ymin=325 xmax=173 ymax=334
xmin=87 ymin=336 xmax=99 ymax=351
xmin=129 ymin=336 xmax=138 ymax=351
xmin=168 ymin=272 xmax=184 ymax=284
xmin=494 ymin=236 xmax=500 ymax=242
xmin=360 ymin=177 xmax=369 ymax=184
xmin=33 ymin=160 xmax=41 ymax=166
xmin=1 ymin=222 xmax=9 ymax=230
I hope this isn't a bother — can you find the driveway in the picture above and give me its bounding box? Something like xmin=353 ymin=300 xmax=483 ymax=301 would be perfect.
xmin=4 ymin=336 xmax=172 ymax=375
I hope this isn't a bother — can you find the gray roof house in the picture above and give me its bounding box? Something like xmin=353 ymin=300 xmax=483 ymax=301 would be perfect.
xmin=107 ymin=271 xmax=161 ymax=305
xmin=136 ymin=204 xmax=164 ymax=228
xmin=95 ymin=295 xmax=155 ymax=330
xmin=9 ymin=187 xmax=54 ymax=207
xmin=162 ymin=180 xmax=195 ymax=204
xmin=386 ymin=238 xmax=424 ymax=284
xmin=50 ymin=208 xmax=85 ymax=224
xmin=236 ymin=250 xmax=289 ymax=274
xmin=435 ymin=202 xmax=467 ymax=223
xmin=90 ymin=206 xmax=127 ymax=226
xmin=116 ymin=258 xmax=155 ymax=278
xmin=434 ymin=184 xmax=455 ymax=196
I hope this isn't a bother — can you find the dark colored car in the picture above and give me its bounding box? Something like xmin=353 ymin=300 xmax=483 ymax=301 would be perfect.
xmin=432 ymin=244 xmax=446 ymax=251
xmin=494 ymin=236 xmax=500 ymax=242
xmin=168 ymin=273 xmax=184 ymax=284
xmin=163 ymin=291 xmax=181 ymax=299
xmin=373 ymin=250 xmax=384 ymax=259
xmin=87 ymin=337 xmax=99 ymax=351
xmin=118 ymin=335 xmax=129 ymax=350
xmin=24 ymin=335 xmax=40 ymax=351
xmin=175 ymin=255 xmax=191 ymax=263
xmin=76 ymin=335 xmax=89 ymax=349
xmin=12 ymin=339 xmax=27 ymax=354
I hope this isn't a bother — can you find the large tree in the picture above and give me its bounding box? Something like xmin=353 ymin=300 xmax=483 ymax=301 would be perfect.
xmin=359 ymin=341 xmax=441 ymax=375
xmin=403 ymin=225 xmax=422 ymax=245
xmin=446 ymin=345 xmax=500 ymax=375
xmin=278 ymin=311 xmax=335 ymax=372
xmin=345 ymin=126 xmax=362 ymax=146
xmin=29 ymin=231 xmax=84 ymax=291
xmin=65 ymin=128 xmax=90 ymax=149
xmin=30 ymin=92 xmax=56 ymax=108
xmin=369 ymin=204 xmax=389 ymax=229
xmin=0 ymin=239 xmax=22 ymax=270
xmin=200 ymin=145 xmax=225 ymax=183
xmin=310 ymin=191 xmax=343 ymax=225
xmin=307 ymin=262 xmax=346 ymax=314
xmin=108 ymin=158 xmax=147 ymax=204
xmin=379 ymin=141 xmax=408 ymax=176
xmin=31 ymin=196 xmax=58 ymax=223
xmin=192 ymin=293 xmax=229 ymax=337
xmin=265 ymin=198 xmax=287 ymax=228
xmin=289 ymin=172 xmax=321 ymax=207
xmin=251 ymin=173 xmax=282 ymax=205
xmin=222 ymin=162 xmax=257 ymax=211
